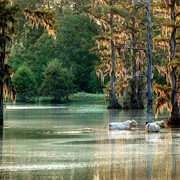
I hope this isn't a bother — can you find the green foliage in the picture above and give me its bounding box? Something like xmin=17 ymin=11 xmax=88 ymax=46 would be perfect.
xmin=153 ymin=68 xmax=166 ymax=85
xmin=6 ymin=0 xmax=180 ymax=116
xmin=12 ymin=65 xmax=37 ymax=101
xmin=40 ymin=59 xmax=76 ymax=101
xmin=56 ymin=9 xmax=99 ymax=92
xmin=0 ymin=1 xmax=20 ymax=39
xmin=88 ymin=70 xmax=104 ymax=93
xmin=69 ymin=92 xmax=105 ymax=104
xmin=9 ymin=8 xmax=100 ymax=93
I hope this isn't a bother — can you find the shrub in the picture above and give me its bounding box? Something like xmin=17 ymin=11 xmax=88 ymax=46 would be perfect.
xmin=12 ymin=65 xmax=37 ymax=101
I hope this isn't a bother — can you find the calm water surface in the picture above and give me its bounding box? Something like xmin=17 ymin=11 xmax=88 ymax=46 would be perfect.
xmin=0 ymin=102 xmax=180 ymax=180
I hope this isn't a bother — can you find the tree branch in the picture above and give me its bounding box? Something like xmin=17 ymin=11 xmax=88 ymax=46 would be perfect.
xmin=128 ymin=73 xmax=147 ymax=83
xmin=138 ymin=0 xmax=147 ymax=7
xmin=175 ymin=12 xmax=180 ymax=17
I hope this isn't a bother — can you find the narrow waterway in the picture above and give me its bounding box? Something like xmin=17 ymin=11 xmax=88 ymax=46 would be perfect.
xmin=0 ymin=103 xmax=180 ymax=180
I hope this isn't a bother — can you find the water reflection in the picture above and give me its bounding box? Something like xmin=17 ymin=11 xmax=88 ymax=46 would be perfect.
xmin=107 ymin=130 xmax=180 ymax=180
xmin=0 ymin=104 xmax=180 ymax=179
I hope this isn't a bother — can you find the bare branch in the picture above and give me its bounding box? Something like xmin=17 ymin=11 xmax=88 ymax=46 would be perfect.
xmin=138 ymin=0 xmax=147 ymax=7
xmin=128 ymin=73 xmax=147 ymax=83
xmin=139 ymin=22 xmax=147 ymax=27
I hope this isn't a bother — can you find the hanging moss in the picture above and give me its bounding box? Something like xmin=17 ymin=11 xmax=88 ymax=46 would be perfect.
xmin=168 ymin=59 xmax=180 ymax=67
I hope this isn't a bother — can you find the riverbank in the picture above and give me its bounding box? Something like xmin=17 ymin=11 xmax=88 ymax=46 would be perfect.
xmin=13 ymin=92 xmax=106 ymax=104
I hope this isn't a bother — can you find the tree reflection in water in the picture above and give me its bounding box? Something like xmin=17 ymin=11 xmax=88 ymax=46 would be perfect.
xmin=0 ymin=104 xmax=180 ymax=179
xmin=106 ymin=129 xmax=180 ymax=180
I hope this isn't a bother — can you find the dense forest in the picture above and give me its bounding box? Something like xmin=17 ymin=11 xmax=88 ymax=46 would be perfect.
xmin=0 ymin=0 xmax=180 ymax=125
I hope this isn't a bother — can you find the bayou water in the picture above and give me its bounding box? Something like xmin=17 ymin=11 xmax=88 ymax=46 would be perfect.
xmin=0 ymin=102 xmax=180 ymax=180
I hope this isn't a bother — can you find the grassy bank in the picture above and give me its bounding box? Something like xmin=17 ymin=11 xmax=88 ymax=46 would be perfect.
xmin=68 ymin=92 xmax=105 ymax=104
xmin=11 ymin=93 xmax=106 ymax=104
xmin=28 ymin=92 xmax=106 ymax=104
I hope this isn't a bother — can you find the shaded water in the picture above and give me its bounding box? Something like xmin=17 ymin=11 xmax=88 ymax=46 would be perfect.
xmin=0 ymin=103 xmax=180 ymax=180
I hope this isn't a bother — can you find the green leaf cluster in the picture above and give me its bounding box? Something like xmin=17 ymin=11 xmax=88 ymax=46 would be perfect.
xmin=40 ymin=59 xmax=76 ymax=101
xmin=9 ymin=7 xmax=102 ymax=100
xmin=12 ymin=65 xmax=37 ymax=101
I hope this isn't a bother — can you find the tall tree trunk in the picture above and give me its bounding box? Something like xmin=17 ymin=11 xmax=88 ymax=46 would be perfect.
xmin=167 ymin=0 xmax=180 ymax=124
xmin=130 ymin=15 xmax=139 ymax=109
xmin=130 ymin=48 xmax=138 ymax=108
xmin=124 ymin=2 xmax=144 ymax=109
xmin=108 ymin=4 xmax=121 ymax=109
xmin=146 ymin=0 xmax=153 ymax=123
xmin=108 ymin=39 xmax=121 ymax=109
xmin=137 ymin=62 xmax=144 ymax=108
xmin=0 ymin=21 xmax=5 ymax=126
